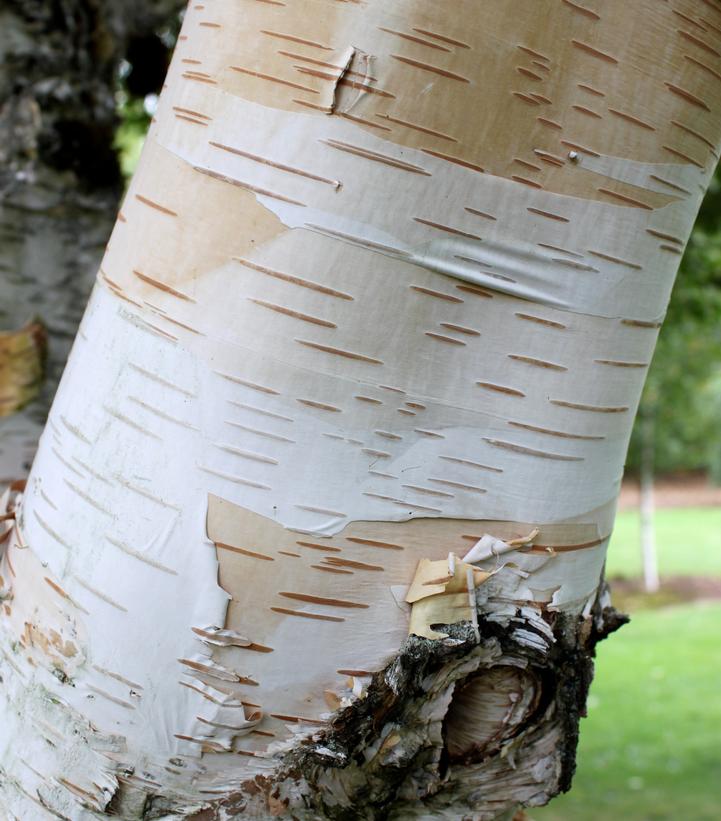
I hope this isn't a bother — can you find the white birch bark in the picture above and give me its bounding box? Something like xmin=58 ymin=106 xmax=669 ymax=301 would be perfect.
xmin=1 ymin=1 xmax=719 ymax=818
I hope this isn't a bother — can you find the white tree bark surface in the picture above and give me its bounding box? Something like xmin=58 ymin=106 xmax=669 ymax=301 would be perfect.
xmin=1 ymin=1 xmax=720 ymax=818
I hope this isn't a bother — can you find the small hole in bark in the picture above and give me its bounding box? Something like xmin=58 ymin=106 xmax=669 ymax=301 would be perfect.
xmin=443 ymin=666 xmax=539 ymax=763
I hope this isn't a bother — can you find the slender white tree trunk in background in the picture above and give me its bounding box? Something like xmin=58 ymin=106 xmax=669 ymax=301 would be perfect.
xmin=640 ymin=409 xmax=660 ymax=593
xmin=1 ymin=1 xmax=720 ymax=818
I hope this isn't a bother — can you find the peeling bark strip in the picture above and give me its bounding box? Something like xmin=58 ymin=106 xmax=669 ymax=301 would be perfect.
xmin=0 ymin=322 xmax=46 ymax=418
xmin=0 ymin=1 xmax=720 ymax=819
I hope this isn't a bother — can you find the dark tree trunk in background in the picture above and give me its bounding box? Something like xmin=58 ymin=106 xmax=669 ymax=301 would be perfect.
xmin=0 ymin=0 xmax=184 ymax=482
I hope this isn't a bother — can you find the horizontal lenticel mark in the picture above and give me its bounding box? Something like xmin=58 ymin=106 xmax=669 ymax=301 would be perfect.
xmin=571 ymin=39 xmax=618 ymax=63
xmin=412 ymin=27 xmax=470 ymax=48
xmin=413 ymin=217 xmax=482 ymax=240
xmin=577 ymin=83 xmax=605 ymax=97
xmin=607 ymin=108 xmax=655 ymax=130
xmin=297 ymin=541 xmax=343 ymax=553
xmin=249 ymin=299 xmax=336 ymax=327
xmin=209 ymin=141 xmax=340 ymax=186
xmin=422 ymin=149 xmax=484 ymax=172
xmin=260 ymin=30 xmax=332 ymax=50
xmin=279 ymin=592 xmax=368 ymax=609
xmin=477 ymin=382 xmax=525 ymax=397
xmin=483 ymin=438 xmax=584 ymax=461
xmin=216 ymin=542 xmax=275 ymax=561
xmin=378 ymin=27 xmax=452 ymax=52
xmin=677 ymin=29 xmax=721 ymax=58
xmin=527 ymin=207 xmax=569 ymax=222
xmin=514 ymin=312 xmax=567 ymax=329
xmin=229 ymin=65 xmax=318 ymax=93
xmin=215 ymin=372 xmax=280 ymax=394
xmin=537 ymin=116 xmax=563 ymax=130
xmin=620 ymin=318 xmax=662 ymax=328
xmin=391 ymin=54 xmax=470 ymax=82
xmin=517 ymin=45 xmax=550 ymax=61
xmin=560 ymin=139 xmax=601 ymax=157
xmin=376 ymin=113 xmax=457 ymax=141
xmin=683 ymin=54 xmax=721 ymax=82
xmin=345 ymin=537 xmax=405 ymax=551
xmin=194 ymin=166 xmax=306 ymax=206
xmin=572 ymin=104 xmax=603 ymax=119
xmin=597 ymin=188 xmax=654 ymax=210
xmin=295 ymin=339 xmax=383 ymax=364
xmin=135 ymin=194 xmax=178 ymax=216
xmin=594 ymin=359 xmax=648 ymax=368
xmin=513 ymin=92 xmax=541 ymax=106
xmin=132 ymin=270 xmax=195 ymax=301
xmin=664 ymin=82 xmax=711 ymax=111
xmin=645 ymin=228 xmax=683 ymax=243
xmin=410 ymin=285 xmax=464 ymax=303
xmin=428 ymin=478 xmax=486 ymax=493
xmin=508 ymin=420 xmax=604 ymax=440
xmin=550 ymin=399 xmax=629 ymax=412
xmin=509 ymin=354 xmax=567 ymax=371
xmin=439 ymin=455 xmax=503 ymax=472
xmin=456 ymin=284 xmax=493 ymax=297
xmin=441 ymin=322 xmax=481 ymax=336
xmin=648 ymin=174 xmax=691 ymax=195
xmin=312 ymin=565 xmax=353 ymax=575
xmin=181 ymin=71 xmax=217 ymax=85
xmin=234 ymin=258 xmax=353 ymax=300
xmin=670 ymin=120 xmax=717 ymax=151
xmin=322 ymin=557 xmax=385 ymax=571
xmin=562 ymin=0 xmax=601 ymax=20
xmin=271 ymin=607 xmax=345 ymax=622
xmin=662 ymin=145 xmax=705 ymax=168
xmin=321 ymin=139 xmax=431 ymax=174
xmin=586 ymin=250 xmax=642 ymax=269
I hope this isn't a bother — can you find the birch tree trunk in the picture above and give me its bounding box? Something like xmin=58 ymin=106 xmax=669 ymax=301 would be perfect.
xmin=1 ymin=1 xmax=720 ymax=818
xmin=0 ymin=0 xmax=183 ymax=483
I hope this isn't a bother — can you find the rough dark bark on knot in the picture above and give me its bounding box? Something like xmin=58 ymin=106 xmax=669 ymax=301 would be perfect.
xmin=155 ymin=591 xmax=628 ymax=821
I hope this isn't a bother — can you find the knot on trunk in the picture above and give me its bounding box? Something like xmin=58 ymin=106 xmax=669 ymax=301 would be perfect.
xmin=178 ymin=599 xmax=626 ymax=821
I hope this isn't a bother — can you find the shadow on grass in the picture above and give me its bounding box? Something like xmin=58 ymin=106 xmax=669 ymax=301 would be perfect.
xmin=609 ymin=575 xmax=721 ymax=614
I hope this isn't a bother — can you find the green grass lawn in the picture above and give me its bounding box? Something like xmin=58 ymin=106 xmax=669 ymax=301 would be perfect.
xmin=606 ymin=507 xmax=721 ymax=579
xmin=531 ymin=602 xmax=721 ymax=821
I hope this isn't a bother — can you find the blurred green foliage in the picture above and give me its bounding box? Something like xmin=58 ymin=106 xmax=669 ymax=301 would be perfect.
xmin=114 ymin=92 xmax=150 ymax=179
xmin=626 ymin=170 xmax=721 ymax=479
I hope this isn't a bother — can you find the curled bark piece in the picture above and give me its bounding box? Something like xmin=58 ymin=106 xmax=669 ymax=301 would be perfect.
xmin=0 ymin=321 xmax=46 ymax=418
xmin=463 ymin=528 xmax=541 ymax=563
xmin=406 ymin=554 xmax=490 ymax=639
